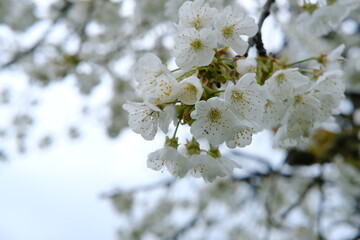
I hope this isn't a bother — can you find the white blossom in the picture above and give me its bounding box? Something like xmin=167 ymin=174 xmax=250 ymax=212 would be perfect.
xmin=311 ymin=70 xmax=345 ymax=122
xmin=190 ymin=97 xmax=237 ymax=146
xmin=325 ymin=44 xmax=345 ymax=70
xmin=264 ymin=69 xmax=311 ymax=101
xmin=296 ymin=0 xmax=360 ymax=37
xmin=174 ymin=28 xmax=216 ymax=70
xmin=273 ymin=93 xmax=321 ymax=148
xmin=135 ymin=53 xmax=178 ymax=103
xmin=261 ymin=98 xmax=288 ymax=129
xmin=147 ymin=147 xmax=190 ymax=178
xmin=226 ymin=125 xmax=255 ymax=148
xmin=236 ymin=58 xmax=257 ymax=75
xmin=177 ymin=0 xmax=216 ymax=30
xmin=224 ymin=73 xmax=266 ymax=128
xmin=188 ymin=154 xmax=239 ymax=182
xmin=122 ymin=101 xmax=170 ymax=140
xmin=177 ymin=75 xmax=203 ymax=105
xmin=159 ymin=105 xmax=177 ymax=133
xmin=215 ymin=6 xmax=258 ymax=55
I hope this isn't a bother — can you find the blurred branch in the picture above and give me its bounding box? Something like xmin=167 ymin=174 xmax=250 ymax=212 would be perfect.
xmin=280 ymin=178 xmax=317 ymax=219
xmin=246 ymin=0 xmax=275 ymax=57
xmin=0 ymin=1 xmax=73 ymax=70
xmin=74 ymin=0 xmax=95 ymax=56
xmin=230 ymin=150 xmax=273 ymax=172
xmin=263 ymin=174 xmax=277 ymax=240
xmin=102 ymin=178 xmax=175 ymax=198
xmin=280 ymin=166 xmax=325 ymax=224
xmin=316 ymin=177 xmax=325 ymax=240
xmin=165 ymin=215 xmax=200 ymax=240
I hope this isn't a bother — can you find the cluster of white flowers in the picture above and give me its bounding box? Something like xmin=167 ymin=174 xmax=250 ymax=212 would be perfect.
xmin=174 ymin=0 xmax=257 ymax=70
xmin=296 ymin=0 xmax=360 ymax=37
xmin=123 ymin=0 xmax=345 ymax=182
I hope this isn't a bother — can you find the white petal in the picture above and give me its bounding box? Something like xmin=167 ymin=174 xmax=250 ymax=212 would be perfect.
xmin=177 ymin=75 xmax=203 ymax=105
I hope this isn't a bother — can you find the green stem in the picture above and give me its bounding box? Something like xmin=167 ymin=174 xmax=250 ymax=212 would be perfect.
xmin=179 ymin=69 xmax=196 ymax=79
xmin=172 ymin=120 xmax=181 ymax=139
xmin=171 ymin=68 xmax=181 ymax=73
xmin=219 ymin=57 xmax=234 ymax=62
xmin=298 ymin=69 xmax=314 ymax=73
xmin=288 ymin=57 xmax=318 ymax=66
xmin=212 ymin=90 xmax=225 ymax=94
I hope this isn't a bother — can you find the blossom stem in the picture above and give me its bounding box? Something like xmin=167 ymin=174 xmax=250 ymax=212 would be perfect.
xmin=172 ymin=120 xmax=181 ymax=139
xmin=219 ymin=57 xmax=234 ymax=62
xmin=298 ymin=69 xmax=314 ymax=73
xmin=212 ymin=90 xmax=225 ymax=95
xmin=171 ymin=68 xmax=181 ymax=73
xmin=179 ymin=69 xmax=196 ymax=80
xmin=288 ymin=57 xmax=318 ymax=66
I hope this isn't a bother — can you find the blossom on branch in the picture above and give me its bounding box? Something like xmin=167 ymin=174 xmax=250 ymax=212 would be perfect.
xmin=190 ymin=97 xmax=238 ymax=146
xmin=174 ymin=28 xmax=216 ymax=70
xmin=135 ymin=53 xmax=178 ymax=103
xmin=177 ymin=75 xmax=204 ymax=105
xmin=215 ymin=6 xmax=258 ymax=55
xmin=177 ymin=0 xmax=216 ymax=30
xmin=122 ymin=0 xmax=347 ymax=182
xmin=123 ymin=102 xmax=172 ymax=140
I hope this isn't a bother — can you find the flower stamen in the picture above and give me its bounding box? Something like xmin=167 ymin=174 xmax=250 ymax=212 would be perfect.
xmin=207 ymin=108 xmax=222 ymax=122
xmin=190 ymin=39 xmax=203 ymax=51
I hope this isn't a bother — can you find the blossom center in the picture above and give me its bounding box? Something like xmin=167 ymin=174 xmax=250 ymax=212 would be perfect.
xmin=191 ymin=16 xmax=203 ymax=30
xmin=231 ymin=90 xmax=250 ymax=104
xmin=294 ymin=95 xmax=303 ymax=104
xmin=207 ymin=108 xmax=222 ymax=122
xmin=154 ymin=70 xmax=163 ymax=78
xmin=190 ymin=39 xmax=203 ymax=51
xmin=185 ymin=83 xmax=197 ymax=93
xmin=222 ymin=25 xmax=235 ymax=38
xmin=276 ymin=73 xmax=286 ymax=83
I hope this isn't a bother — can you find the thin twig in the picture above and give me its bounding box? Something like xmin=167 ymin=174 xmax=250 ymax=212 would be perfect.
xmin=280 ymin=179 xmax=317 ymax=219
xmin=316 ymin=166 xmax=325 ymax=240
xmin=165 ymin=215 xmax=200 ymax=240
xmin=230 ymin=150 xmax=273 ymax=172
xmin=263 ymin=173 xmax=277 ymax=240
xmin=246 ymin=0 xmax=275 ymax=57
xmin=101 ymin=178 xmax=175 ymax=198
xmin=74 ymin=0 xmax=95 ymax=56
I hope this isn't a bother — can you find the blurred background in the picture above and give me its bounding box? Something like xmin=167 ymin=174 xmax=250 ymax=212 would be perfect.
xmin=1 ymin=0 xmax=360 ymax=239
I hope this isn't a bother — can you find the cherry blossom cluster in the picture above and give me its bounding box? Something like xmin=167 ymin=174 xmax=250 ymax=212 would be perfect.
xmin=123 ymin=0 xmax=345 ymax=182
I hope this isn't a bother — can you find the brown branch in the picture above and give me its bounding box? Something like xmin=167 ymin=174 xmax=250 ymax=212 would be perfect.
xmin=246 ymin=0 xmax=275 ymax=57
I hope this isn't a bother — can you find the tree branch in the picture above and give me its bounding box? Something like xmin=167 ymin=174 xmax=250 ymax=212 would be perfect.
xmin=263 ymin=174 xmax=277 ymax=240
xmin=246 ymin=0 xmax=275 ymax=57
xmin=279 ymin=178 xmax=316 ymax=219
xmin=165 ymin=215 xmax=200 ymax=240
xmin=316 ymin=166 xmax=325 ymax=240
xmin=101 ymin=178 xmax=175 ymax=198
xmin=229 ymin=150 xmax=274 ymax=172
